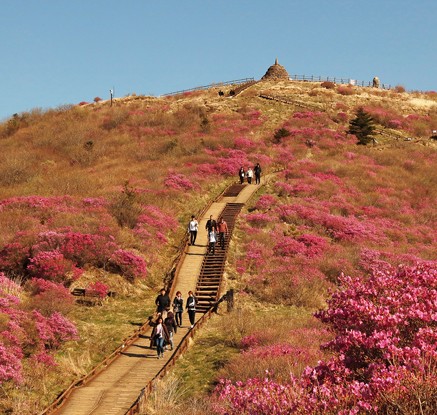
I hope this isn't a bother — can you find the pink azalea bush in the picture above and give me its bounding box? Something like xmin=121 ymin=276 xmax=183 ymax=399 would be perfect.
xmin=26 ymin=250 xmax=77 ymax=283
xmin=25 ymin=278 xmax=74 ymax=315
xmin=164 ymin=171 xmax=197 ymax=191
xmin=86 ymin=281 xmax=109 ymax=298
xmin=214 ymin=261 xmax=437 ymax=414
xmin=0 ymin=273 xmax=78 ymax=385
xmin=108 ymin=249 xmax=147 ymax=281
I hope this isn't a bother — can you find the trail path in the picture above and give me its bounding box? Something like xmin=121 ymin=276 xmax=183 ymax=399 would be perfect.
xmin=52 ymin=179 xmax=265 ymax=415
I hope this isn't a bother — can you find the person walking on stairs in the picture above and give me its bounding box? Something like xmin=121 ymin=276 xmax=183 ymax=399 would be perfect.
xmin=151 ymin=316 xmax=170 ymax=359
xmin=205 ymin=215 xmax=217 ymax=235
xmin=254 ymin=162 xmax=262 ymax=184
xmin=186 ymin=291 xmax=197 ymax=328
xmin=172 ymin=291 xmax=184 ymax=327
xmin=208 ymin=228 xmax=217 ymax=255
xmin=164 ymin=311 xmax=177 ymax=350
xmin=187 ymin=215 xmax=198 ymax=246
xmin=217 ymin=217 xmax=228 ymax=250
xmin=155 ymin=288 xmax=170 ymax=320
xmin=238 ymin=166 xmax=245 ymax=184
xmin=246 ymin=167 xmax=254 ymax=184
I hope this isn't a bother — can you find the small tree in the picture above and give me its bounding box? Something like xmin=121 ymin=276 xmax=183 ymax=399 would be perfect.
xmin=348 ymin=107 xmax=376 ymax=145
xmin=273 ymin=128 xmax=291 ymax=144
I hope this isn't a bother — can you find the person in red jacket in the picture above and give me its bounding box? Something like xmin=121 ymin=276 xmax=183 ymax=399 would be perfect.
xmin=217 ymin=217 xmax=229 ymax=250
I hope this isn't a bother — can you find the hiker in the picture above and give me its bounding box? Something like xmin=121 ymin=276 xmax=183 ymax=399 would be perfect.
xmin=164 ymin=311 xmax=177 ymax=351
xmin=254 ymin=163 xmax=262 ymax=184
xmin=172 ymin=291 xmax=184 ymax=327
xmin=205 ymin=215 xmax=217 ymax=235
xmin=208 ymin=228 xmax=217 ymax=255
xmin=186 ymin=291 xmax=197 ymax=328
xmin=246 ymin=167 xmax=254 ymax=184
xmin=188 ymin=215 xmax=199 ymax=246
xmin=155 ymin=288 xmax=171 ymax=320
xmin=151 ymin=316 xmax=170 ymax=359
xmin=238 ymin=166 xmax=245 ymax=184
xmin=217 ymin=217 xmax=228 ymax=250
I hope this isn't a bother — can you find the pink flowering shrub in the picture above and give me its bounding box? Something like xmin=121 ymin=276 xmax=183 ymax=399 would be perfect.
xmin=86 ymin=281 xmax=109 ymax=298
xmin=214 ymin=377 xmax=302 ymax=415
xmin=0 ymin=273 xmax=78 ymax=385
xmin=26 ymin=250 xmax=76 ymax=283
xmin=25 ymin=278 xmax=74 ymax=315
xmin=234 ymin=136 xmax=256 ymax=149
xmin=254 ymin=194 xmax=277 ymax=210
xmin=108 ymin=249 xmax=147 ymax=281
xmin=0 ymin=345 xmax=23 ymax=385
xmin=32 ymin=310 xmax=78 ymax=349
xmin=215 ymin=262 xmax=437 ymax=414
xmin=164 ymin=171 xmax=196 ymax=191
xmin=245 ymin=212 xmax=274 ymax=227
xmin=60 ymin=232 xmax=117 ymax=267
xmin=134 ymin=204 xmax=178 ymax=246
xmin=0 ymin=242 xmax=30 ymax=276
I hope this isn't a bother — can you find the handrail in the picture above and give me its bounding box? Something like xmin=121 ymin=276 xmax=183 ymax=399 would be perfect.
xmin=167 ymin=178 xmax=233 ymax=299
xmin=288 ymin=74 xmax=392 ymax=89
xmin=124 ymin=291 xmax=231 ymax=415
xmin=162 ymin=78 xmax=255 ymax=96
xmin=39 ymin=179 xmax=237 ymax=415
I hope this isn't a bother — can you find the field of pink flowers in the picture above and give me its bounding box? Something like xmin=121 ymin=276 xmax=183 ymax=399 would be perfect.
xmin=1 ymin=82 xmax=436 ymax=413
xmin=212 ymin=107 xmax=437 ymax=414
xmin=0 ymin=95 xmax=274 ymax=412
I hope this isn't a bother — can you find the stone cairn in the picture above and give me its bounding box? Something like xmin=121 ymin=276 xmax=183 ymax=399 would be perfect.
xmin=261 ymin=58 xmax=290 ymax=81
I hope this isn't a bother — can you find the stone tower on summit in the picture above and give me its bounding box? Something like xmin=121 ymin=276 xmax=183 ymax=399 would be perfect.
xmin=261 ymin=58 xmax=290 ymax=81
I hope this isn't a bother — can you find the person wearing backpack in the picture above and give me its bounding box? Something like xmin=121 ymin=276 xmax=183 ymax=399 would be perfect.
xmin=164 ymin=311 xmax=177 ymax=350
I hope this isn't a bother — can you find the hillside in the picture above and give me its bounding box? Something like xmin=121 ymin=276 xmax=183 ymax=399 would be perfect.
xmin=0 ymin=76 xmax=436 ymax=414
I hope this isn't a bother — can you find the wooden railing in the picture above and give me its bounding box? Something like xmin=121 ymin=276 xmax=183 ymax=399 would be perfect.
xmin=162 ymin=78 xmax=255 ymax=96
xmin=39 ymin=179 xmax=237 ymax=415
xmin=289 ymin=74 xmax=392 ymax=89
xmin=124 ymin=291 xmax=234 ymax=415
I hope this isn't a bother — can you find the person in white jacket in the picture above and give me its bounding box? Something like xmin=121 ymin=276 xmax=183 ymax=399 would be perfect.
xmin=188 ymin=215 xmax=199 ymax=245
xmin=246 ymin=167 xmax=254 ymax=184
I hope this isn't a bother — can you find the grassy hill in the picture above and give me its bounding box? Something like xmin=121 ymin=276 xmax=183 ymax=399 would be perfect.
xmin=0 ymin=78 xmax=436 ymax=414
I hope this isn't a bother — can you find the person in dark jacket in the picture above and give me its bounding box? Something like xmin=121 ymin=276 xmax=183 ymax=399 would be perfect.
xmin=254 ymin=163 xmax=262 ymax=184
xmin=155 ymin=288 xmax=170 ymax=320
xmin=186 ymin=290 xmax=197 ymax=328
xmin=172 ymin=291 xmax=184 ymax=327
xmin=164 ymin=311 xmax=177 ymax=350
xmin=238 ymin=166 xmax=245 ymax=184
xmin=205 ymin=215 xmax=217 ymax=235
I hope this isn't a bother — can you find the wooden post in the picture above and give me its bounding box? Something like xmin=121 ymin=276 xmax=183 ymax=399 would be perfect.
xmin=226 ymin=289 xmax=234 ymax=312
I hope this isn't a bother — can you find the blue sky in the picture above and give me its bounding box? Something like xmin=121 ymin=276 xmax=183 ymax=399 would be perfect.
xmin=1 ymin=0 xmax=436 ymax=121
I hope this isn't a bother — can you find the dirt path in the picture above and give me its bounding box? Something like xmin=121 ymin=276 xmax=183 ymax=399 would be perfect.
xmin=52 ymin=179 xmax=265 ymax=415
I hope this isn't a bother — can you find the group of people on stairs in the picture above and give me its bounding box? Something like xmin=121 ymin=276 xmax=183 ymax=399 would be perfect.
xmin=151 ymin=168 xmax=262 ymax=358
xmin=151 ymin=289 xmax=197 ymax=358
xmin=188 ymin=214 xmax=228 ymax=255
xmin=239 ymin=162 xmax=262 ymax=184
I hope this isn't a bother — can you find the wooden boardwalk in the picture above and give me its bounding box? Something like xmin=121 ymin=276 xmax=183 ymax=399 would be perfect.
xmin=52 ymin=180 xmax=264 ymax=415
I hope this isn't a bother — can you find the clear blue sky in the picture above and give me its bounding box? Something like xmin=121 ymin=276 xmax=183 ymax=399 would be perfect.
xmin=1 ymin=0 xmax=436 ymax=121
